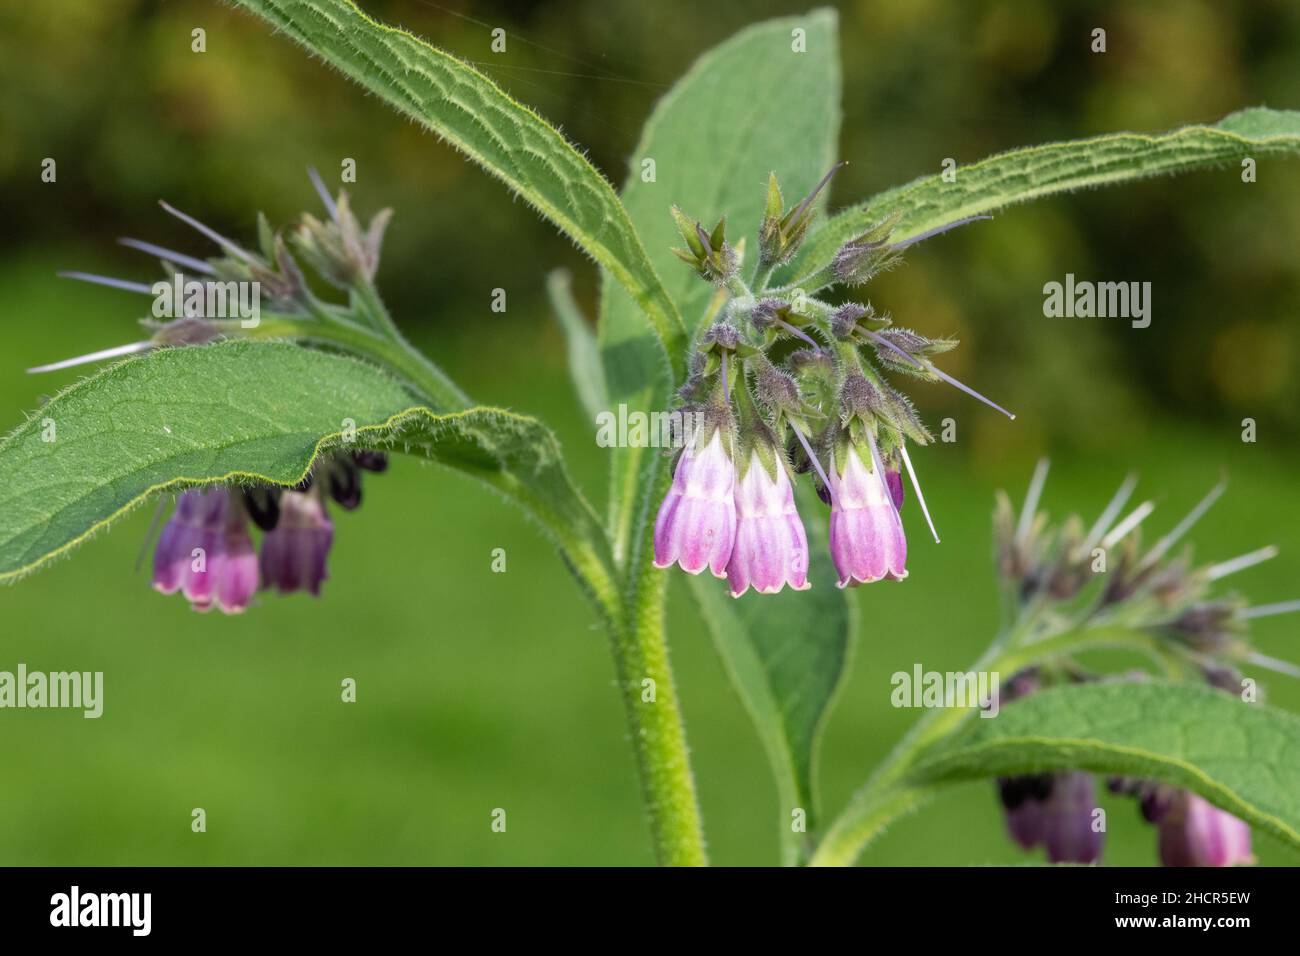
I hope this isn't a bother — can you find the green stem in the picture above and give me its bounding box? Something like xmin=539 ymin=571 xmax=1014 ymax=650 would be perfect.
xmin=610 ymin=563 xmax=708 ymax=866
xmin=810 ymin=622 xmax=1166 ymax=866
xmin=234 ymin=311 xmax=467 ymax=410
xmin=238 ymin=307 xmax=705 ymax=864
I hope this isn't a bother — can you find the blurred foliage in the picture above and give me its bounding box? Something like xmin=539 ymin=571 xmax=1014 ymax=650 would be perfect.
xmin=1 ymin=0 xmax=1298 ymax=865
xmin=3 ymin=0 xmax=1300 ymax=445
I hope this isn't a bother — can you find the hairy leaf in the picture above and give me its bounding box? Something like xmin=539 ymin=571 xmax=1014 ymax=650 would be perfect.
xmin=601 ymin=9 xmax=841 ymax=559
xmin=789 ymin=107 xmax=1300 ymax=285
xmin=688 ymin=485 xmax=852 ymax=864
xmin=595 ymin=11 xmax=846 ymax=861
xmin=911 ymin=682 xmax=1300 ymax=852
xmin=230 ymin=0 xmax=684 ymax=373
xmin=0 ymin=342 xmax=613 ymax=608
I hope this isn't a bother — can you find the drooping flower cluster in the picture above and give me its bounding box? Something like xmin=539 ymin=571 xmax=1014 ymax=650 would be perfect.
xmin=36 ymin=171 xmax=407 ymax=614
xmin=989 ymin=464 xmax=1298 ymax=866
xmin=653 ymin=167 xmax=1011 ymax=596
xmin=151 ymin=451 xmax=387 ymax=614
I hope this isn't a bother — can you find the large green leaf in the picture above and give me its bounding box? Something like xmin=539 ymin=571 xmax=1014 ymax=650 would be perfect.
xmin=688 ymin=485 xmax=852 ymax=865
xmin=595 ymin=11 xmax=847 ymax=863
xmin=788 ymin=107 xmax=1300 ymax=286
xmin=546 ymin=269 xmax=608 ymax=421
xmin=0 ymin=342 xmax=614 ymax=608
xmin=231 ymin=0 xmax=684 ymax=374
xmin=601 ymin=9 xmax=841 ymax=558
xmin=911 ymin=682 xmax=1300 ymax=852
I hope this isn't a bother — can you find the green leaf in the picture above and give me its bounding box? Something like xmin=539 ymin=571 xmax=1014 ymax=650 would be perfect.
xmin=593 ymin=12 xmax=846 ymax=863
xmin=688 ymin=485 xmax=852 ymax=865
xmin=789 ymin=107 xmax=1300 ymax=286
xmin=231 ymin=0 xmax=684 ymax=373
xmin=546 ymin=269 xmax=608 ymax=421
xmin=600 ymin=9 xmax=842 ymax=559
xmin=0 ymin=341 xmax=615 ymax=611
xmin=911 ymin=682 xmax=1300 ymax=852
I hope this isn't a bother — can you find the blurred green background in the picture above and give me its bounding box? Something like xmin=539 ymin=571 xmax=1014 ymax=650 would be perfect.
xmin=1 ymin=0 xmax=1298 ymax=865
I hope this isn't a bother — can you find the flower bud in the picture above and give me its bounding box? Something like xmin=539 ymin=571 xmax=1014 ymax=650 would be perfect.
xmin=758 ymin=165 xmax=843 ymax=267
xmin=670 ymin=206 xmax=736 ymax=284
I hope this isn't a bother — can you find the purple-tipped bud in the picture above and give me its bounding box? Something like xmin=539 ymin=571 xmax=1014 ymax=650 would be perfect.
xmin=259 ymin=490 xmax=334 ymax=595
xmin=830 ymin=303 xmax=867 ymax=340
xmin=653 ymin=427 xmax=737 ymax=578
xmin=152 ymin=488 xmax=259 ymax=614
xmin=726 ymin=451 xmax=810 ymax=597
xmin=755 ymin=363 xmax=801 ymax=414
xmin=702 ymin=322 xmax=741 ymax=350
xmin=840 ymin=373 xmax=884 ymax=418
xmin=828 ymin=446 xmax=907 ymax=586
xmin=1155 ymin=791 xmax=1253 ymax=867
xmin=750 ymin=298 xmax=784 ymax=331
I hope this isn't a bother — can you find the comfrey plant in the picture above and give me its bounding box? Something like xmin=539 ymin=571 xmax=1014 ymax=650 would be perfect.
xmin=4 ymin=1 xmax=1300 ymax=866
xmin=651 ymin=165 xmax=1007 ymax=596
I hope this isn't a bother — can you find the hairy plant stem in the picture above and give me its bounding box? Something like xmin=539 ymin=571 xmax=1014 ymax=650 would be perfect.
xmin=240 ymin=305 xmax=707 ymax=866
xmin=809 ymin=617 xmax=1165 ymax=866
xmin=613 ymin=543 xmax=709 ymax=866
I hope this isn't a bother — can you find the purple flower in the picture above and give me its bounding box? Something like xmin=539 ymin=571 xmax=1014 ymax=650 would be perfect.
xmin=885 ymin=468 xmax=904 ymax=511
xmin=1041 ymin=771 xmax=1103 ymax=864
xmin=726 ymin=451 xmax=810 ymax=597
xmin=828 ymin=446 xmax=907 ymax=586
xmin=998 ymin=774 xmax=1051 ymax=850
xmin=152 ymin=488 xmax=258 ymax=614
xmin=653 ymin=427 xmax=736 ymax=577
xmin=999 ymin=772 xmax=1102 ymax=864
xmin=259 ymin=490 xmax=334 ymax=595
xmin=1153 ymin=790 xmax=1253 ymax=867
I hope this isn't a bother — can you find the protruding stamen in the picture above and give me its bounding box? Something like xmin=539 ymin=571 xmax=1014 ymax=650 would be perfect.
xmin=27 ymin=340 xmax=153 ymax=374
xmin=790 ymin=419 xmax=835 ymax=508
xmin=889 ymin=215 xmax=993 ymax=252
xmin=787 ymin=161 xmax=847 ymax=228
xmin=694 ymin=223 xmax=713 ymax=255
xmin=1080 ymin=473 xmax=1138 ymax=554
xmin=1016 ymin=458 xmax=1050 ymax=543
xmin=899 ymin=443 xmax=940 ymax=543
xmin=1238 ymin=599 xmax=1300 ymax=620
xmin=1245 ymin=652 xmax=1300 ymax=679
xmin=307 ymin=166 xmax=340 ymax=222
xmin=1139 ymin=480 xmax=1227 ymax=570
xmin=1100 ymin=500 xmax=1155 ymax=549
xmin=159 ymin=201 xmax=254 ymax=262
xmin=865 ymin=331 xmax=1016 ymax=420
xmin=118 ymin=238 xmax=216 ymax=275
xmin=1206 ymin=545 xmax=1279 ymax=582
xmin=58 ymin=271 xmax=154 ymax=294
xmin=776 ymin=318 xmax=819 ymax=348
